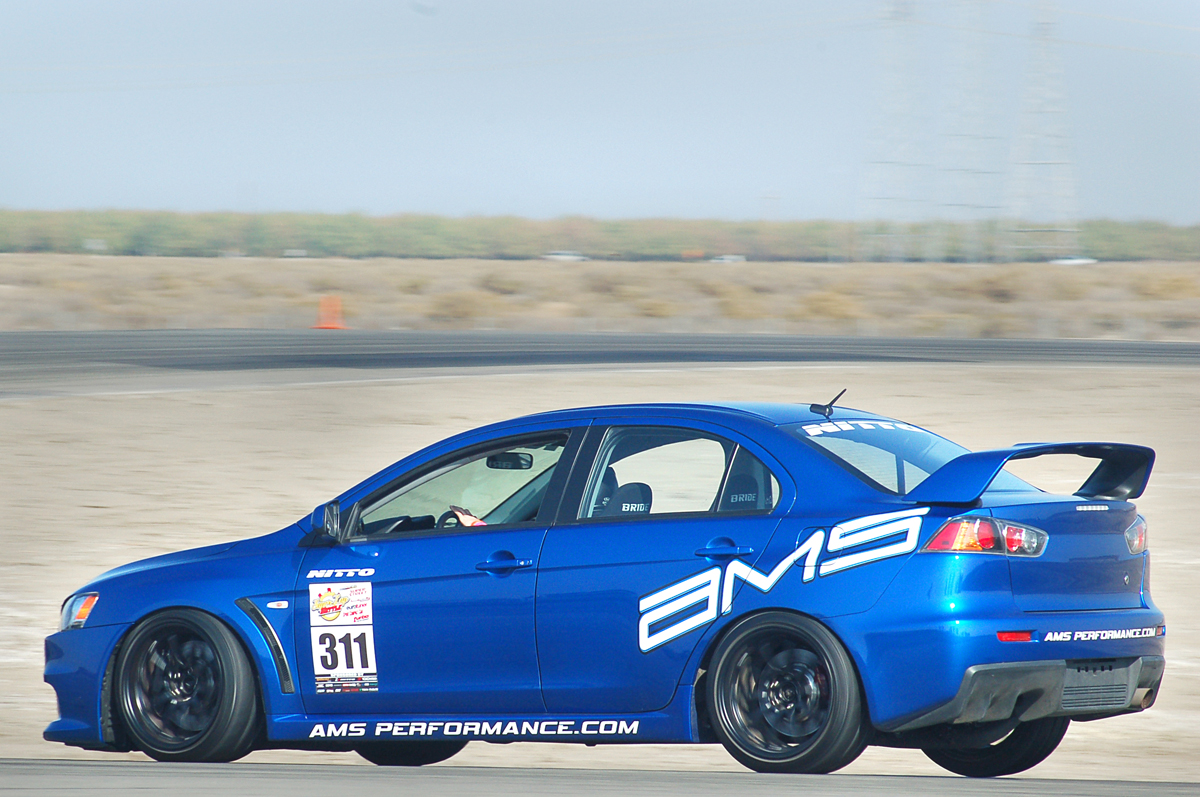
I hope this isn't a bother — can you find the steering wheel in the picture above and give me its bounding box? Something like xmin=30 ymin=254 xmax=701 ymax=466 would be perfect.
xmin=436 ymin=510 xmax=462 ymax=529
xmin=379 ymin=516 xmax=411 ymax=536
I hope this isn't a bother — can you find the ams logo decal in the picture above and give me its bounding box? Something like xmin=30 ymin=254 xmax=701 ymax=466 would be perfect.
xmin=637 ymin=507 xmax=929 ymax=652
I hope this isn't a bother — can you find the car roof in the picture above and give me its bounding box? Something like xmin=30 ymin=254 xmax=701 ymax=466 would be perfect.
xmin=507 ymin=401 xmax=897 ymax=428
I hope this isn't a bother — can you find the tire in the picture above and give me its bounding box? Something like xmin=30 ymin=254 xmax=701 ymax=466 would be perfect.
xmin=706 ymin=611 xmax=869 ymax=774
xmin=116 ymin=608 xmax=260 ymax=762
xmin=355 ymin=740 xmax=468 ymax=766
xmin=922 ymin=717 xmax=1070 ymax=777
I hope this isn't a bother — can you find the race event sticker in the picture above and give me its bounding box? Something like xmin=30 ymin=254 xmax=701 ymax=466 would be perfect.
xmin=309 ymin=582 xmax=378 ymax=694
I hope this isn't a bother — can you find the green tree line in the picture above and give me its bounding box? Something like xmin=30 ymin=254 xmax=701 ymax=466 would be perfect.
xmin=0 ymin=210 xmax=1195 ymax=261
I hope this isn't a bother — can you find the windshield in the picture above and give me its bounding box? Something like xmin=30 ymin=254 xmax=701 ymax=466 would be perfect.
xmin=787 ymin=419 xmax=1031 ymax=495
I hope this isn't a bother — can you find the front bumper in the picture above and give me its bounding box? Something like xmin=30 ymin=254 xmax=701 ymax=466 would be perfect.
xmin=880 ymin=655 xmax=1165 ymax=733
xmin=43 ymin=623 xmax=130 ymax=749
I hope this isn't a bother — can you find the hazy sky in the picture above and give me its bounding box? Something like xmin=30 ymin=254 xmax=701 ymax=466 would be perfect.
xmin=0 ymin=1 xmax=1196 ymax=222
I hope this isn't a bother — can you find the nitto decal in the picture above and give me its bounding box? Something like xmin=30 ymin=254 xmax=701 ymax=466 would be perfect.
xmin=309 ymin=582 xmax=378 ymax=694
xmin=306 ymin=568 xmax=375 ymax=579
xmin=801 ymin=420 xmax=924 ymax=436
xmin=1044 ymin=626 xmax=1163 ymax=642
xmin=308 ymin=719 xmax=639 ymax=739
xmin=637 ymin=508 xmax=929 ymax=653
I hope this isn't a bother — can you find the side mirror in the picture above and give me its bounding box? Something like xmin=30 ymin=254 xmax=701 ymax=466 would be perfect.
xmin=311 ymin=500 xmax=341 ymax=539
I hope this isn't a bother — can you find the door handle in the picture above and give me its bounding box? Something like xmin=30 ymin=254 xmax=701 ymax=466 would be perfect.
xmin=694 ymin=545 xmax=754 ymax=559
xmin=475 ymin=558 xmax=534 ymax=573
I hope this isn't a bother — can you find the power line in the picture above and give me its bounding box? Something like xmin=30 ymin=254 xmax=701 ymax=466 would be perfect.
xmin=989 ymin=0 xmax=1200 ymax=35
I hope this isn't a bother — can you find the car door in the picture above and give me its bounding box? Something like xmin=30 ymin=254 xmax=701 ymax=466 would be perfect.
xmin=535 ymin=421 xmax=790 ymax=714
xmin=297 ymin=428 xmax=581 ymax=716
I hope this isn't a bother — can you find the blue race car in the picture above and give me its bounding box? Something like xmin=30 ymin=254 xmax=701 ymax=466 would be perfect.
xmin=45 ymin=400 xmax=1166 ymax=777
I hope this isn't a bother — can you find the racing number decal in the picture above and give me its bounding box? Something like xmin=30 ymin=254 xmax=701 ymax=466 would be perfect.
xmin=315 ymin=631 xmax=372 ymax=671
xmin=309 ymin=582 xmax=379 ymax=693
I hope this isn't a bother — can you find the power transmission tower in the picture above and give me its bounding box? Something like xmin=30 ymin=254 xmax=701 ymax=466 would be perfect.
xmin=1005 ymin=0 xmax=1080 ymax=261
xmin=861 ymin=0 xmax=931 ymax=261
xmin=931 ymin=0 xmax=1003 ymax=262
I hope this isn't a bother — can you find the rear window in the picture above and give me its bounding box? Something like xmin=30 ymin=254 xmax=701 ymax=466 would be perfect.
xmin=787 ymin=418 xmax=1029 ymax=495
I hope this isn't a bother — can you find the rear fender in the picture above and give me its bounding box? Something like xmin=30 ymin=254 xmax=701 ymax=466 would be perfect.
xmin=679 ymin=506 xmax=949 ymax=685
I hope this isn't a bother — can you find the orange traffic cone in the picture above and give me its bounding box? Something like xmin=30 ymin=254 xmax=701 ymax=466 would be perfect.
xmin=312 ymin=295 xmax=349 ymax=329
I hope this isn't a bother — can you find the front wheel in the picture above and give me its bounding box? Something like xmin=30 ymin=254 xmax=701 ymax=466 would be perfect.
xmin=356 ymin=740 xmax=467 ymax=766
xmin=706 ymin=612 xmax=869 ymax=774
xmin=115 ymin=609 xmax=260 ymax=762
xmin=923 ymin=717 xmax=1070 ymax=777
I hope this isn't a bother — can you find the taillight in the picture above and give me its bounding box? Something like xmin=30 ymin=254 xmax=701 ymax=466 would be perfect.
xmin=923 ymin=517 xmax=1047 ymax=557
xmin=1000 ymin=522 xmax=1046 ymax=556
xmin=1125 ymin=516 xmax=1147 ymax=555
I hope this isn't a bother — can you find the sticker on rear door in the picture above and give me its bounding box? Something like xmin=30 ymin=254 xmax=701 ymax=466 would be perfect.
xmin=309 ymin=582 xmax=378 ymax=694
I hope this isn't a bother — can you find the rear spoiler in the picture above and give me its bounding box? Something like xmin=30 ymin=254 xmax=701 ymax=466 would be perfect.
xmin=904 ymin=442 xmax=1155 ymax=506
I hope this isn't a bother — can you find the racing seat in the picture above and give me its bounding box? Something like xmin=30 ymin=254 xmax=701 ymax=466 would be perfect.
xmin=592 ymin=467 xmax=620 ymax=515
xmin=718 ymin=473 xmax=760 ymax=512
xmin=600 ymin=482 xmax=652 ymax=517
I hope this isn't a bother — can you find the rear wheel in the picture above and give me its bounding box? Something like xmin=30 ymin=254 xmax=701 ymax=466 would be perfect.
xmin=706 ymin=612 xmax=868 ymax=773
xmin=116 ymin=609 xmax=260 ymax=762
xmin=355 ymin=740 xmax=467 ymax=766
xmin=922 ymin=717 xmax=1070 ymax=777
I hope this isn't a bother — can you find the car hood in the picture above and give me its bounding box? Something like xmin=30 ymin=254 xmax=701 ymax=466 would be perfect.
xmin=92 ymin=540 xmax=242 ymax=583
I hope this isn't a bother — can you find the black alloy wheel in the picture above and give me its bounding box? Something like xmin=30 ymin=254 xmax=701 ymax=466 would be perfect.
xmin=116 ymin=609 xmax=260 ymax=762
xmin=706 ymin=612 xmax=869 ymax=774
xmin=922 ymin=717 xmax=1071 ymax=777
xmin=355 ymin=740 xmax=468 ymax=766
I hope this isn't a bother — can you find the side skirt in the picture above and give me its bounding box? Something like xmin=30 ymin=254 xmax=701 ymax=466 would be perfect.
xmin=263 ymin=686 xmax=699 ymax=747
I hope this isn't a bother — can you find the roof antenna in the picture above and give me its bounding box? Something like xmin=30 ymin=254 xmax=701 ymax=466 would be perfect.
xmin=810 ymin=388 xmax=847 ymax=419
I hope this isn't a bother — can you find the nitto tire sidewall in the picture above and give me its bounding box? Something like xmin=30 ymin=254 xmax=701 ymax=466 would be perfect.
xmin=116 ymin=608 xmax=259 ymax=762
xmin=706 ymin=611 xmax=863 ymax=774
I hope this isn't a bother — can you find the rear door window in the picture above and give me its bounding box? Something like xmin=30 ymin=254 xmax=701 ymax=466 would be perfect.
xmin=577 ymin=426 xmax=779 ymax=519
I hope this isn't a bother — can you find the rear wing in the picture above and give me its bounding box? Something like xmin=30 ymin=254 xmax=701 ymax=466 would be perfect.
xmin=904 ymin=442 xmax=1155 ymax=506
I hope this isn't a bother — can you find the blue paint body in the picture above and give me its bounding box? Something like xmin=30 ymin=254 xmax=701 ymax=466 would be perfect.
xmin=43 ymin=402 xmax=1166 ymax=752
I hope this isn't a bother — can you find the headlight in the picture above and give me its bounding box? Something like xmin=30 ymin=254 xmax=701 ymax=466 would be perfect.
xmin=59 ymin=593 xmax=99 ymax=631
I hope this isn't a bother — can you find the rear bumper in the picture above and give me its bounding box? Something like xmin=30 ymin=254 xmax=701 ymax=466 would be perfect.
xmin=880 ymin=655 xmax=1165 ymax=733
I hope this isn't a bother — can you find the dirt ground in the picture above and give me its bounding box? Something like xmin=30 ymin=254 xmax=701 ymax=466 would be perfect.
xmin=2 ymin=362 xmax=1196 ymax=780
xmin=2 ymin=254 xmax=1200 ymax=340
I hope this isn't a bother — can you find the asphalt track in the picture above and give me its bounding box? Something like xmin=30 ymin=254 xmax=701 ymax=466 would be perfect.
xmin=3 ymin=329 xmax=1200 ymax=374
xmin=3 ymin=760 xmax=1197 ymax=797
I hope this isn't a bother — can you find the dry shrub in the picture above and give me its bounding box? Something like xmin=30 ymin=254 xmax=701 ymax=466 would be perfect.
xmin=800 ymin=290 xmax=864 ymax=320
xmin=398 ymin=277 xmax=430 ymax=295
xmin=979 ymin=314 xmax=1021 ymax=338
xmin=978 ymin=273 xmax=1019 ymax=303
xmin=716 ymin=285 xmax=764 ymax=320
xmin=637 ymin=298 xmax=677 ymax=318
xmin=689 ymin=279 xmax=767 ymax=319
xmin=1050 ymin=272 xmax=1090 ymax=301
xmin=426 ymin=290 xmax=500 ymax=323
xmin=479 ymin=271 xmax=524 ymax=295
xmin=586 ymin=273 xmax=621 ymax=296
xmin=309 ymin=275 xmax=341 ymax=293
xmin=1133 ymin=274 xmax=1200 ymax=300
